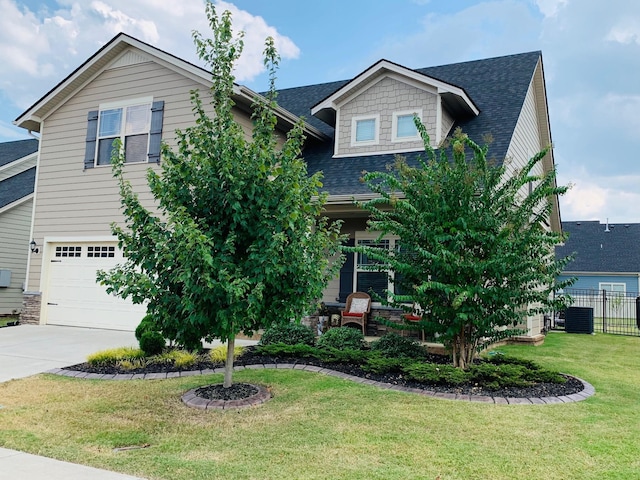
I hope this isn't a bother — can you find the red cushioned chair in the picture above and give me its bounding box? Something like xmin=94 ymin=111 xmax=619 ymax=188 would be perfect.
xmin=340 ymin=292 xmax=371 ymax=335
xmin=402 ymin=304 xmax=425 ymax=342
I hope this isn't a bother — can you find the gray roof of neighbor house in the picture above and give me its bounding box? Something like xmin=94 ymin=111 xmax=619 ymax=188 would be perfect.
xmin=0 ymin=139 xmax=38 ymax=209
xmin=556 ymin=221 xmax=640 ymax=273
xmin=274 ymin=51 xmax=543 ymax=196
xmin=0 ymin=138 xmax=38 ymax=168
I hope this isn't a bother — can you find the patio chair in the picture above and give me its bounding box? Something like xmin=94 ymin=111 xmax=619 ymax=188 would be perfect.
xmin=340 ymin=292 xmax=371 ymax=335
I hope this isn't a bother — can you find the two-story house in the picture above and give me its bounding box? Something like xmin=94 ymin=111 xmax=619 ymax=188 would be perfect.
xmin=14 ymin=33 xmax=560 ymax=340
xmin=0 ymin=139 xmax=39 ymax=315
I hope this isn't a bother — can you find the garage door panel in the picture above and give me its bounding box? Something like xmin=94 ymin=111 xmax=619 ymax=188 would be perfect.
xmin=46 ymin=242 xmax=146 ymax=331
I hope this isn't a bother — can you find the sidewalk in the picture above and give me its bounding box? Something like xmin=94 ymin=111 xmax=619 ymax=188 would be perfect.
xmin=0 ymin=324 xmax=145 ymax=479
xmin=0 ymin=448 xmax=146 ymax=479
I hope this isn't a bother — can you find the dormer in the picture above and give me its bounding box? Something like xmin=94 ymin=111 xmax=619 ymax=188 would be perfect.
xmin=311 ymin=59 xmax=479 ymax=157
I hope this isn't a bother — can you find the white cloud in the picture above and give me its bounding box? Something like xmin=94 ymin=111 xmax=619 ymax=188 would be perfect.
xmin=0 ymin=0 xmax=300 ymax=136
xmin=534 ymin=0 xmax=568 ymax=18
xmin=605 ymin=19 xmax=640 ymax=45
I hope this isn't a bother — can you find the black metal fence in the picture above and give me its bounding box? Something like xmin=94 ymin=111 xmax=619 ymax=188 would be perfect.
xmin=551 ymin=288 xmax=640 ymax=337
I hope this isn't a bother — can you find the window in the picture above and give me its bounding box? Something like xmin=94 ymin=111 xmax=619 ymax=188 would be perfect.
xmin=84 ymin=99 xmax=164 ymax=170
xmin=351 ymin=115 xmax=379 ymax=146
xmin=599 ymin=282 xmax=626 ymax=296
xmin=355 ymin=235 xmax=400 ymax=301
xmin=392 ymin=110 xmax=421 ymax=141
xmin=97 ymin=100 xmax=152 ymax=165
xmin=87 ymin=246 xmax=115 ymax=258
xmin=55 ymin=246 xmax=82 ymax=258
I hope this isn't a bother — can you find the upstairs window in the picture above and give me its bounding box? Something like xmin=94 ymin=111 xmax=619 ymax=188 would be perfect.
xmin=84 ymin=98 xmax=164 ymax=170
xmin=97 ymin=100 xmax=152 ymax=165
xmin=351 ymin=115 xmax=379 ymax=146
xmin=392 ymin=110 xmax=421 ymax=141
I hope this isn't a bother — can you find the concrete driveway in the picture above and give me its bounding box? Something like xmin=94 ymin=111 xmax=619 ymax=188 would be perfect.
xmin=0 ymin=324 xmax=138 ymax=383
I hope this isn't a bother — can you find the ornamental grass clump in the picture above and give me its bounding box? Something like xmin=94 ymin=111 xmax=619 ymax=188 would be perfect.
xmin=209 ymin=345 xmax=245 ymax=363
xmin=87 ymin=347 xmax=145 ymax=366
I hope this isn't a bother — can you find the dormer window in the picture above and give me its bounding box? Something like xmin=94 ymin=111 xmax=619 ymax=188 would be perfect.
xmin=393 ymin=110 xmax=421 ymax=142
xmin=351 ymin=115 xmax=379 ymax=146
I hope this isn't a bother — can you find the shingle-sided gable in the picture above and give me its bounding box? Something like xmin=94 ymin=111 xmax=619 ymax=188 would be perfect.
xmin=556 ymin=221 xmax=640 ymax=273
xmin=0 ymin=139 xmax=38 ymax=168
xmin=275 ymin=52 xmax=542 ymax=197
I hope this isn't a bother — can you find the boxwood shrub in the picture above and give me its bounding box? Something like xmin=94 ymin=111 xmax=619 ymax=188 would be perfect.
xmin=316 ymin=327 xmax=365 ymax=350
xmin=259 ymin=322 xmax=316 ymax=346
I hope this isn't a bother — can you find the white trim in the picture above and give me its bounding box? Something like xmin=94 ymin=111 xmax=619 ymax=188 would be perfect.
xmin=0 ymin=152 xmax=37 ymax=175
xmin=351 ymin=114 xmax=380 ymax=146
xmin=598 ymin=282 xmax=626 ymax=295
xmin=0 ymin=193 xmax=33 ymax=215
xmin=311 ymin=59 xmax=479 ymax=117
xmin=562 ymin=271 xmax=640 ymax=276
xmin=436 ymin=95 xmax=442 ymax=145
xmin=392 ymin=109 xmax=422 ymax=142
xmin=333 ymin=109 xmax=341 ymax=157
xmin=353 ymin=231 xmax=400 ymax=303
xmin=25 ymin=121 xmax=44 ymax=292
xmin=333 ymin=146 xmax=424 ymax=158
xmin=99 ymin=96 xmax=153 ymax=110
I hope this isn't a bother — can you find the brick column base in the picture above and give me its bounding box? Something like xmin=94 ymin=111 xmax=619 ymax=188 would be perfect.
xmin=20 ymin=292 xmax=41 ymax=325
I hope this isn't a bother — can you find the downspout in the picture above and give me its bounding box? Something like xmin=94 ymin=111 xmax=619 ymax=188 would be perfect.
xmin=24 ymin=129 xmax=42 ymax=294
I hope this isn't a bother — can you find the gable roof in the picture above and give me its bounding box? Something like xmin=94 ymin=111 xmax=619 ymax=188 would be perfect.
xmin=0 ymin=138 xmax=38 ymax=168
xmin=310 ymin=59 xmax=479 ymax=126
xmin=556 ymin=221 xmax=640 ymax=273
xmin=0 ymin=167 xmax=36 ymax=209
xmin=14 ymin=33 xmax=327 ymax=141
xmin=275 ymin=51 xmax=543 ymax=198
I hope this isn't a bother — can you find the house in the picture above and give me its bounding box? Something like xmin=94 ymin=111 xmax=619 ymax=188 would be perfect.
xmin=0 ymin=139 xmax=39 ymax=315
xmin=14 ymin=33 xmax=560 ymax=340
xmin=556 ymin=221 xmax=640 ymax=295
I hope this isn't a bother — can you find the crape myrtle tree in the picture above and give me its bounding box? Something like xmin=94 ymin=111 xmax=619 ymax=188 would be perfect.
xmin=352 ymin=123 xmax=574 ymax=369
xmin=97 ymin=4 xmax=343 ymax=387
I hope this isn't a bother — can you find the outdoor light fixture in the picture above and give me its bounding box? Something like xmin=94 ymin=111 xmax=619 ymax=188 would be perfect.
xmin=29 ymin=239 xmax=39 ymax=254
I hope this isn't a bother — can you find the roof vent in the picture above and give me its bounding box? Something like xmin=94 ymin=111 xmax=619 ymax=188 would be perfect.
xmin=604 ymin=218 xmax=610 ymax=233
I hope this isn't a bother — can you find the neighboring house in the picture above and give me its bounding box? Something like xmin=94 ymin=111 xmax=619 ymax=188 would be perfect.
xmin=14 ymin=33 xmax=560 ymax=340
xmin=0 ymin=139 xmax=39 ymax=315
xmin=556 ymin=221 xmax=640 ymax=295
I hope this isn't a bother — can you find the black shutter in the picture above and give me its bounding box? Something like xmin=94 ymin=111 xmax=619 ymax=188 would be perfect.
xmin=84 ymin=110 xmax=99 ymax=169
xmin=338 ymin=238 xmax=355 ymax=302
xmin=148 ymin=100 xmax=164 ymax=163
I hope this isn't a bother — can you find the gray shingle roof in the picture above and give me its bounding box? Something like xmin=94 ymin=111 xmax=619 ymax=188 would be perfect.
xmin=274 ymin=52 xmax=542 ymax=196
xmin=0 ymin=167 xmax=36 ymax=209
xmin=0 ymin=139 xmax=38 ymax=168
xmin=556 ymin=221 xmax=640 ymax=273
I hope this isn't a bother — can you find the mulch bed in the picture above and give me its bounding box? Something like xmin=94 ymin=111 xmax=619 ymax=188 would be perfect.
xmin=63 ymin=346 xmax=586 ymax=401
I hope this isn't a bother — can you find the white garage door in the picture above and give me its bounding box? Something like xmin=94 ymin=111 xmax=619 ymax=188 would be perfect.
xmin=45 ymin=242 xmax=147 ymax=331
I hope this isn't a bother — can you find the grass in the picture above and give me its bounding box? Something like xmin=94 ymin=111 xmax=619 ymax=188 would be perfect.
xmin=1 ymin=332 xmax=639 ymax=479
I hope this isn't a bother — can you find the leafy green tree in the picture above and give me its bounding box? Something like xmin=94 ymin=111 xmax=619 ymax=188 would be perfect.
xmin=98 ymin=3 xmax=343 ymax=387
xmin=353 ymin=124 xmax=574 ymax=369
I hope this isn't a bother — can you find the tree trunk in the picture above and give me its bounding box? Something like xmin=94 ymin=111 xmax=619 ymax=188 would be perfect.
xmin=223 ymin=335 xmax=235 ymax=388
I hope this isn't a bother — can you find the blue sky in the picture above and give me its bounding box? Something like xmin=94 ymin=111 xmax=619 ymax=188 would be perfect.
xmin=1 ymin=0 xmax=639 ymax=223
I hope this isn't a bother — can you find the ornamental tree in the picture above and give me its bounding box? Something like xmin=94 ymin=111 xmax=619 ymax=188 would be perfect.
xmin=98 ymin=4 xmax=343 ymax=387
xmin=353 ymin=124 xmax=574 ymax=369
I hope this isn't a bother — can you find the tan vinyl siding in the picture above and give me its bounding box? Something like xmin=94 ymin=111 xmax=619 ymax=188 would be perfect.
xmin=0 ymin=155 xmax=37 ymax=182
xmin=337 ymin=76 xmax=437 ymax=156
xmin=0 ymin=199 xmax=32 ymax=314
xmin=27 ymin=52 xmax=261 ymax=289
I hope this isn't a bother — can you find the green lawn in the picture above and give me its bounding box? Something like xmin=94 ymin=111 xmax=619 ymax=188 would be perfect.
xmin=1 ymin=332 xmax=639 ymax=480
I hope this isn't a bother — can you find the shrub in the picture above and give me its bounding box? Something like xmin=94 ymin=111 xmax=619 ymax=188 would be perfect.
xmin=139 ymin=331 xmax=166 ymax=356
xmin=255 ymin=343 xmax=318 ymax=358
xmin=135 ymin=314 xmax=156 ymax=342
xmin=87 ymin=347 xmax=145 ymax=366
xmin=116 ymin=358 xmax=150 ymax=371
xmin=468 ymin=363 xmax=532 ymax=390
xmin=316 ymin=327 xmax=365 ymax=350
xmin=316 ymin=347 xmax=369 ymax=364
xmin=404 ymin=363 xmax=469 ymax=385
xmin=362 ymin=355 xmax=411 ymax=374
xmin=370 ymin=333 xmax=426 ymax=359
xmin=259 ymin=322 xmax=316 ymax=346
xmin=209 ymin=345 xmax=245 ymax=363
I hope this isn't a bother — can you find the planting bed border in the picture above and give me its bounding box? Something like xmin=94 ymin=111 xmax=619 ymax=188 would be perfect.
xmin=46 ymin=363 xmax=595 ymax=406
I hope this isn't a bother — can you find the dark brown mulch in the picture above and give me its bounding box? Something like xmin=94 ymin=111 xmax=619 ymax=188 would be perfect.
xmin=63 ymin=346 xmax=585 ymax=400
xmin=196 ymin=383 xmax=259 ymax=401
